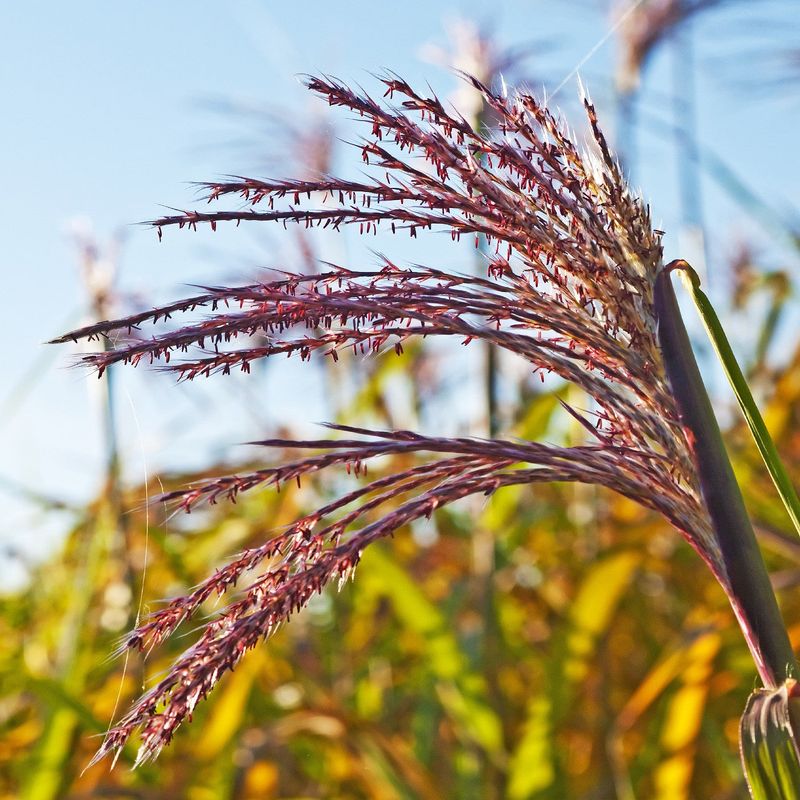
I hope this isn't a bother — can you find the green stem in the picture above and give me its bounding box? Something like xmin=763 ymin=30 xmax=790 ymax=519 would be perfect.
xmin=654 ymin=262 xmax=796 ymax=688
xmin=671 ymin=261 xmax=800 ymax=539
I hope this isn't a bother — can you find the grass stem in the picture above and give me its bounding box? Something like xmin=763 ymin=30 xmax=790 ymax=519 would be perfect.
xmin=654 ymin=262 xmax=797 ymax=687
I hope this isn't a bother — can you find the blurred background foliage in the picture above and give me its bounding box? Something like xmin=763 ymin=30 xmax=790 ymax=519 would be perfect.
xmin=3 ymin=2 xmax=800 ymax=798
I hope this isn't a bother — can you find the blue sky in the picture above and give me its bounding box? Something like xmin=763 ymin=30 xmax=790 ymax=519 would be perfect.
xmin=1 ymin=1 xmax=798 ymax=587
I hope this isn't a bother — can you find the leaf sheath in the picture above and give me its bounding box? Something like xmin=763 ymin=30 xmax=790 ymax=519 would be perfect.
xmin=654 ymin=262 xmax=796 ymax=688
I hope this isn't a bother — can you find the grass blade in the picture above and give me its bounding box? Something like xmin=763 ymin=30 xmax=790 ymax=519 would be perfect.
xmin=654 ymin=265 xmax=796 ymax=687
xmin=671 ymin=259 xmax=800 ymax=539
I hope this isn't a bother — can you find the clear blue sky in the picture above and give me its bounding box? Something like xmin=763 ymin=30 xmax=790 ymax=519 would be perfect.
xmin=1 ymin=1 xmax=797 ymax=588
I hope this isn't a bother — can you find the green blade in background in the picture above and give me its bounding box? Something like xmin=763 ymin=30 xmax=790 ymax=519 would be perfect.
xmin=507 ymin=550 xmax=640 ymax=799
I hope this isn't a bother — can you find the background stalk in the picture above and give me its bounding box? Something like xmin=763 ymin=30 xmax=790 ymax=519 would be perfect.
xmin=654 ymin=262 xmax=797 ymax=688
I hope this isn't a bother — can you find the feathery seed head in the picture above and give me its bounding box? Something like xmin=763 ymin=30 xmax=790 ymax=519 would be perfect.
xmin=57 ymin=73 xmax=720 ymax=766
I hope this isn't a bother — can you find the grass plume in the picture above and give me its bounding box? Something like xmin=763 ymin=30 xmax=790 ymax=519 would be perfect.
xmin=55 ymin=72 xmax=735 ymax=766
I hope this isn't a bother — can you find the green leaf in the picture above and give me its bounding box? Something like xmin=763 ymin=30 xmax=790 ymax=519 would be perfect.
xmin=740 ymin=680 xmax=800 ymax=799
xmin=507 ymin=551 xmax=640 ymax=799
xmin=674 ymin=261 xmax=800 ymax=540
xmin=358 ymin=546 xmax=505 ymax=761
